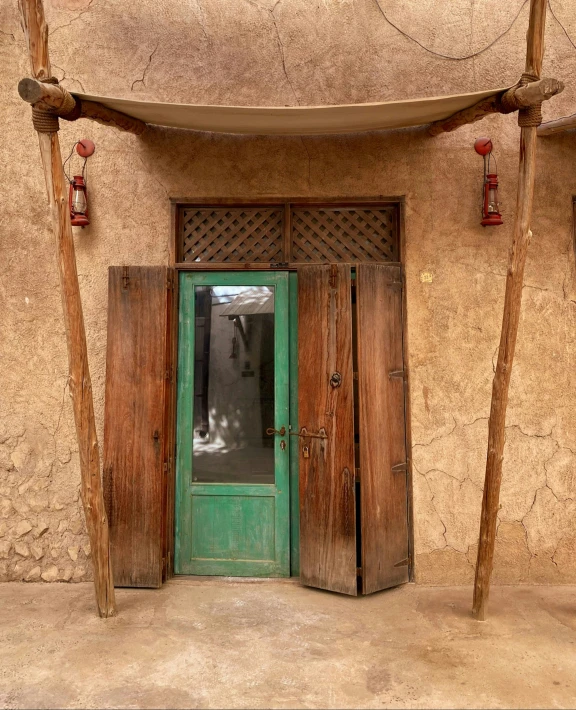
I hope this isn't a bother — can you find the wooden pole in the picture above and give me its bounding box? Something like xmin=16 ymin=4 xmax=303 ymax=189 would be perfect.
xmin=472 ymin=0 xmax=547 ymax=621
xmin=18 ymin=0 xmax=116 ymax=617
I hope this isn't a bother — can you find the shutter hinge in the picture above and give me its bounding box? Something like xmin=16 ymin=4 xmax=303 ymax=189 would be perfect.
xmin=391 ymin=462 xmax=408 ymax=473
xmin=356 ymin=566 xmax=363 ymax=577
xmin=394 ymin=556 xmax=411 ymax=568
xmin=163 ymin=460 xmax=168 ymax=475
xmin=355 ymin=467 xmax=360 ymax=481
xmin=166 ymin=272 xmax=174 ymax=290
xmin=122 ymin=266 xmax=129 ymax=290
xmin=329 ymin=264 xmax=338 ymax=289
xmin=389 ymin=369 xmax=406 ymax=381
xmin=165 ymin=365 xmax=173 ymax=382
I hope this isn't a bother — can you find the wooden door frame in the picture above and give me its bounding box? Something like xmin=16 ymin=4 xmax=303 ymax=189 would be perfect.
xmin=165 ymin=197 xmax=414 ymax=582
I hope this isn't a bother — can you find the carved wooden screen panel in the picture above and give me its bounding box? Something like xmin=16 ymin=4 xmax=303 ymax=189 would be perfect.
xmin=181 ymin=208 xmax=284 ymax=263
xmin=291 ymin=207 xmax=398 ymax=263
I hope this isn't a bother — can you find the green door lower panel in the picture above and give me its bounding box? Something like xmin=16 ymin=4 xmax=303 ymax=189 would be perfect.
xmin=175 ymin=272 xmax=290 ymax=577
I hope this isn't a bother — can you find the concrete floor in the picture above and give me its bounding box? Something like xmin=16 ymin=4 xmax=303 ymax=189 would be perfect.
xmin=0 ymin=581 xmax=575 ymax=709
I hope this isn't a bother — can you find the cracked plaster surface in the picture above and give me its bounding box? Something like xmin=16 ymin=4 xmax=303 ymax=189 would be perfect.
xmin=1 ymin=0 xmax=576 ymax=584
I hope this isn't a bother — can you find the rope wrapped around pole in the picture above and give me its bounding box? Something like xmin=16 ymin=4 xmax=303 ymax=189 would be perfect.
xmin=428 ymin=74 xmax=560 ymax=136
xmin=31 ymin=105 xmax=59 ymax=132
xmin=518 ymin=73 xmax=543 ymax=127
xmin=19 ymin=76 xmax=146 ymax=135
xmin=28 ymin=78 xmax=81 ymax=132
xmin=500 ymin=72 xmax=543 ymax=127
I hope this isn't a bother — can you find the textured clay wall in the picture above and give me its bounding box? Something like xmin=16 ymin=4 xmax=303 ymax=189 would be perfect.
xmin=1 ymin=0 xmax=576 ymax=584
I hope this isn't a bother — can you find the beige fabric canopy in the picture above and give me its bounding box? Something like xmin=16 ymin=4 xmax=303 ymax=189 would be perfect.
xmin=74 ymin=87 xmax=507 ymax=135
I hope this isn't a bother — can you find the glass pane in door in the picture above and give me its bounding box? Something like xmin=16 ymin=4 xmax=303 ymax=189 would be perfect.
xmin=192 ymin=285 xmax=275 ymax=484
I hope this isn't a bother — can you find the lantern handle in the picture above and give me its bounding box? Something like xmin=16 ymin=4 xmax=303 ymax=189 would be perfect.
xmin=63 ymin=140 xmax=91 ymax=185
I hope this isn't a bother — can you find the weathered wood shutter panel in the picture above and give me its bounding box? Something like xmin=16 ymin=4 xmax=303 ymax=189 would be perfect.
xmin=297 ymin=264 xmax=357 ymax=595
xmin=103 ymin=266 xmax=172 ymax=588
xmin=357 ymin=263 xmax=410 ymax=594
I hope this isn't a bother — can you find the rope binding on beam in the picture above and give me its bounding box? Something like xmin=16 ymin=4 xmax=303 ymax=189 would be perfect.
xmin=499 ymin=72 xmax=543 ymax=127
xmin=30 ymin=77 xmax=81 ymax=133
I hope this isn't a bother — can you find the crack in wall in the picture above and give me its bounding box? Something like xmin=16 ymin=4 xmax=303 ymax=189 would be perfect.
xmin=52 ymin=65 xmax=86 ymax=93
xmin=414 ymin=462 xmax=447 ymax=550
xmin=269 ymin=5 xmax=299 ymax=105
xmin=414 ymin=412 xmax=576 ymax=579
xmin=453 ymin=260 xmax=567 ymax=297
xmin=131 ymin=44 xmax=159 ymax=92
xmin=50 ymin=0 xmax=96 ymax=37
xmin=192 ymin=0 xmax=210 ymax=42
xmin=246 ymin=0 xmax=299 ymax=105
xmin=413 ymin=415 xmax=457 ymax=448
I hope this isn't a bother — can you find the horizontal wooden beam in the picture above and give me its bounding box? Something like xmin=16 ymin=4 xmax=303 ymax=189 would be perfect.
xmin=512 ymin=77 xmax=564 ymax=106
xmin=537 ymin=112 xmax=576 ymax=136
xmin=18 ymin=77 xmax=147 ymax=135
xmin=80 ymin=100 xmax=147 ymax=135
xmin=429 ymin=77 xmax=564 ymax=136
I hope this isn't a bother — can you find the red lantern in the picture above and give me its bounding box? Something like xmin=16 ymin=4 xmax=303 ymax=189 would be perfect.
xmin=69 ymin=175 xmax=90 ymax=227
xmin=481 ymin=173 xmax=503 ymax=227
xmin=64 ymin=139 xmax=95 ymax=229
xmin=474 ymin=137 xmax=503 ymax=227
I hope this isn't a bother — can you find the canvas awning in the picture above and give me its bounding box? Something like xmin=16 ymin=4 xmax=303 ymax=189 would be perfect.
xmin=219 ymin=288 xmax=274 ymax=316
xmin=73 ymin=87 xmax=508 ymax=135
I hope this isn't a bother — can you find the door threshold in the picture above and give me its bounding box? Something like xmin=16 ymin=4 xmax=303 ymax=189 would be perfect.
xmin=168 ymin=576 xmax=300 ymax=586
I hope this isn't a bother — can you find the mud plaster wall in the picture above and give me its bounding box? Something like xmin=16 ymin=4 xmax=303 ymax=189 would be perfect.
xmin=1 ymin=0 xmax=576 ymax=585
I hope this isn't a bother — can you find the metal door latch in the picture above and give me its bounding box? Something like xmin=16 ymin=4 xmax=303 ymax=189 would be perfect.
xmin=266 ymin=426 xmax=286 ymax=436
xmin=290 ymin=427 xmax=328 ymax=439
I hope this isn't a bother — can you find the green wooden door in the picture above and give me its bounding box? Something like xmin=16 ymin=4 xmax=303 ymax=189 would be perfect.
xmin=175 ymin=272 xmax=290 ymax=576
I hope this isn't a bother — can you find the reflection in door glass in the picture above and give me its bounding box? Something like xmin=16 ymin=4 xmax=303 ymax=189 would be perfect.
xmin=192 ymin=286 xmax=275 ymax=484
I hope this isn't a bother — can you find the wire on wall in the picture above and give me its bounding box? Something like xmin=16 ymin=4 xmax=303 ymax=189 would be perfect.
xmin=372 ymin=0 xmax=576 ymax=61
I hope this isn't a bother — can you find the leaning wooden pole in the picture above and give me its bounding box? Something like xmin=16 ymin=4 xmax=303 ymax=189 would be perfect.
xmin=18 ymin=0 xmax=116 ymax=617
xmin=472 ymin=0 xmax=547 ymax=621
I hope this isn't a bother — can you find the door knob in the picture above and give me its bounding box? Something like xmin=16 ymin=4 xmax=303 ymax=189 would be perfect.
xmin=266 ymin=426 xmax=286 ymax=436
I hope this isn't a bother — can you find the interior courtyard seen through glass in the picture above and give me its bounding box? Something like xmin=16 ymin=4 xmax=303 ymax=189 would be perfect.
xmin=192 ymin=285 xmax=275 ymax=484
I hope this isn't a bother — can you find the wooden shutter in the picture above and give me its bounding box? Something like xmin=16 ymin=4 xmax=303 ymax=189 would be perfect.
xmin=297 ymin=264 xmax=357 ymax=595
xmin=103 ymin=266 xmax=173 ymax=588
xmin=357 ymin=263 xmax=410 ymax=594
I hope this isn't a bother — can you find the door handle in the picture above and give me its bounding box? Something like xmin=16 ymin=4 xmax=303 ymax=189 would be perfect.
xmin=266 ymin=426 xmax=286 ymax=436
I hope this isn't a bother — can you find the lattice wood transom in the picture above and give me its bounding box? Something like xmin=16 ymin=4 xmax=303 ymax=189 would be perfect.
xmin=291 ymin=208 xmax=398 ymax=263
xmin=178 ymin=204 xmax=399 ymax=264
xmin=181 ymin=208 xmax=284 ymax=263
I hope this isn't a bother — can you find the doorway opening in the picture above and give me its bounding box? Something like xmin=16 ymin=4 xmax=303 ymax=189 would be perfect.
xmin=172 ymin=200 xmax=412 ymax=592
xmin=175 ymin=272 xmax=291 ymax=577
